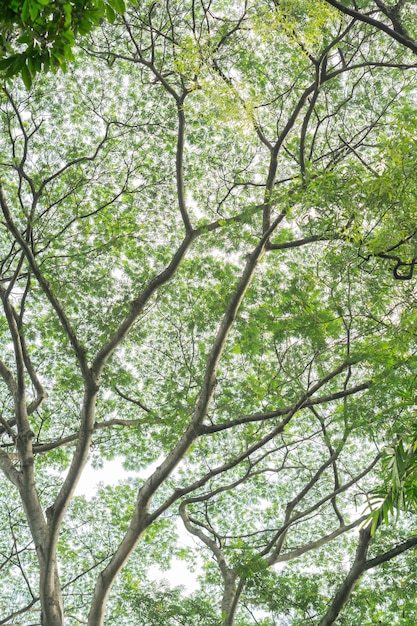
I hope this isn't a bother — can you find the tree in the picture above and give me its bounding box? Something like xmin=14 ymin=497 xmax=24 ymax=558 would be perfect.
xmin=1 ymin=1 xmax=417 ymax=624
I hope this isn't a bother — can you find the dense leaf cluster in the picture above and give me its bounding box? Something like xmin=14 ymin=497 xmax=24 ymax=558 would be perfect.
xmin=0 ymin=0 xmax=126 ymax=86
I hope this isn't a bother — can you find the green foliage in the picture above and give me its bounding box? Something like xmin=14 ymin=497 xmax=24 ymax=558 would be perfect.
xmin=0 ymin=0 xmax=127 ymax=85
xmin=368 ymin=434 xmax=417 ymax=534
xmin=130 ymin=581 xmax=220 ymax=626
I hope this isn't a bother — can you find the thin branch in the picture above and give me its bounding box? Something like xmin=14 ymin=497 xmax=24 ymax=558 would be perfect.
xmin=271 ymin=516 xmax=367 ymax=564
xmin=364 ymin=534 xmax=417 ymax=570
xmin=0 ymin=597 xmax=39 ymax=625
xmin=201 ymin=381 xmax=372 ymax=435
xmin=267 ymin=233 xmax=339 ymax=251
xmin=33 ymin=418 xmax=145 ymax=454
xmin=92 ymin=231 xmax=196 ymax=377
xmin=114 ymin=386 xmax=153 ymax=413
xmin=176 ymin=94 xmax=193 ymax=233
xmin=0 ymin=182 xmax=89 ymax=376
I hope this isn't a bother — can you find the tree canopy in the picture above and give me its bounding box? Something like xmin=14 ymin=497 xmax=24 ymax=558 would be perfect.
xmin=1 ymin=1 xmax=417 ymax=625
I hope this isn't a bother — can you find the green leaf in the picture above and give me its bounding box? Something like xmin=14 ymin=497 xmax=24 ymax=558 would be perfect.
xmin=105 ymin=3 xmax=116 ymax=23
xmin=29 ymin=0 xmax=40 ymax=21
xmin=107 ymin=0 xmax=126 ymax=15
xmin=21 ymin=62 xmax=32 ymax=89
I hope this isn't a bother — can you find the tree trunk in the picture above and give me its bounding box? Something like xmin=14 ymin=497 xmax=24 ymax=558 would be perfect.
xmin=222 ymin=573 xmax=244 ymax=626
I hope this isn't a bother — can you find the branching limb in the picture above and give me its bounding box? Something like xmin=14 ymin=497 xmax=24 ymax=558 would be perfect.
xmin=87 ymin=215 xmax=286 ymax=624
xmin=0 ymin=182 xmax=89 ymax=376
xmin=92 ymin=231 xmax=196 ymax=377
xmin=318 ymin=529 xmax=417 ymax=625
xmin=179 ymin=500 xmax=242 ymax=625
xmin=259 ymin=454 xmax=380 ymax=564
xmin=323 ymin=0 xmax=417 ymax=55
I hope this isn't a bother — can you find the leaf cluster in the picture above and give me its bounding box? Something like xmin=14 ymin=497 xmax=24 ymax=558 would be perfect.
xmin=0 ymin=0 xmax=126 ymax=86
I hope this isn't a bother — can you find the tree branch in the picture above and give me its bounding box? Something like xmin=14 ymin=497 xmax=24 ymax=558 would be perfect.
xmin=201 ymin=381 xmax=372 ymax=435
xmin=323 ymin=0 xmax=417 ymax=55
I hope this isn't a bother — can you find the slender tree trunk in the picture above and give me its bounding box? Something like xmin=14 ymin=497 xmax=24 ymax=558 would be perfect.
xmin=221 ymin=570 xmax=237 ymax=625
xmin=21 ymin=497 xmax=64 ymax=626
xmin=40 ymin=592 xmax=64 ymax=626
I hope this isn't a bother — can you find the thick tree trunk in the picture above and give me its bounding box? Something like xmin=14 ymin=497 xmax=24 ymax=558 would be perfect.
xmin=40 ymin=598 xmax=64 ymax=626
xmin=39 ymin=558 xmax=64 ymax=626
